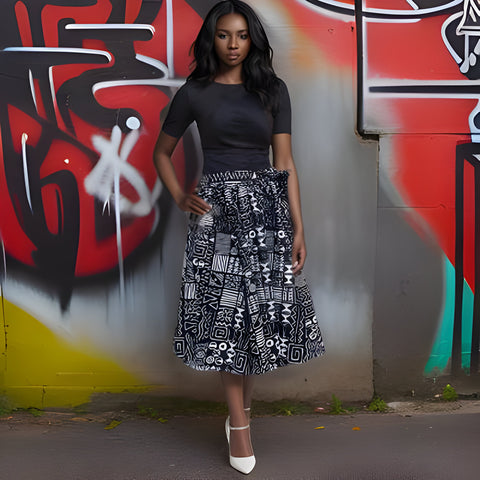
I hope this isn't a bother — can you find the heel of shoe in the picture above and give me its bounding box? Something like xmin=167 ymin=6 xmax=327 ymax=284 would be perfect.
xmin=225 ymin=416 xmax=230 ymax=443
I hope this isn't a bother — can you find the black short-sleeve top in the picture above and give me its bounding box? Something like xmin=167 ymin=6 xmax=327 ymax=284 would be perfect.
xmin=162 ymin=79 xmax=291 ymax=173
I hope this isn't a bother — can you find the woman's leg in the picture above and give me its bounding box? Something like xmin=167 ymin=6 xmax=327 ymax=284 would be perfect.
xmin=243 ymin=375 xmax=255 ymax=421
xmin=220 ymin=371 xmax=254 ymax=457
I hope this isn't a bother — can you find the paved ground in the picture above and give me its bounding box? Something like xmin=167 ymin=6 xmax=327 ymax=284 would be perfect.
xmin=1 ymin=401 xmax=480 ymax=480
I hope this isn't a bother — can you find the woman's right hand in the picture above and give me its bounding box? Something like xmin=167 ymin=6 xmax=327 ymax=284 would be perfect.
xmin=176 ymin=192 xmax=212 ymax=215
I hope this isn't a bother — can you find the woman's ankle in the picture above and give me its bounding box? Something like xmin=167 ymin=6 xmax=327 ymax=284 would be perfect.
xmin=229 ymin=424 xmax=254 ymax=457
xmin=229 ymin=410 xmax=248 ymax=428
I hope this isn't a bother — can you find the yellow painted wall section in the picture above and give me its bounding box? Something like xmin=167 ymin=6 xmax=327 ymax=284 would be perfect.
xmin=1 ymin=298 xmax=149 ymax=409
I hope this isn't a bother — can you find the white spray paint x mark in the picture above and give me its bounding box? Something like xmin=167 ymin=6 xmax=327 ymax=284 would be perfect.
xmin=85 ymin=125 xmax=162 ymax=305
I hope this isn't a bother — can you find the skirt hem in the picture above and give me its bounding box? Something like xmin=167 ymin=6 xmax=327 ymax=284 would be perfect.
xmin=175 ymin=348 xmax=326 ymax=376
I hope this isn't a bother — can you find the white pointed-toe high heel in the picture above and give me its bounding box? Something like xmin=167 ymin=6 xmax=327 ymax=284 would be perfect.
xmin=225 ymin=418 xmax=256 ymax=475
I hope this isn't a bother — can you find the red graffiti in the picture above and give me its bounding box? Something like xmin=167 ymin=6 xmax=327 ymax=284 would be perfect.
xmin=0 ymin=0 xmax=203 ymax=308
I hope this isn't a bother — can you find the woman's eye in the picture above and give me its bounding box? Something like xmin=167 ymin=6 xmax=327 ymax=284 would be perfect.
xmin=217 ymin=34 xmax=226 ymax=39
xmin=240 ymin=34 xmax=249 ymax=40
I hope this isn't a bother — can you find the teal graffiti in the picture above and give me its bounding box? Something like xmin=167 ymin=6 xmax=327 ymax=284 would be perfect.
xmin=424 ymin=256 xmax=473 ymax=376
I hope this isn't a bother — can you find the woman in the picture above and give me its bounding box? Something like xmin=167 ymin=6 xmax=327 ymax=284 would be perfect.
xmin=154 ymin=1 xmax=324 ymax=474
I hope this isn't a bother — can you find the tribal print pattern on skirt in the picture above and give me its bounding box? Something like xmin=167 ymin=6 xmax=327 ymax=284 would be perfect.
xmin=173 ymin=168 xmax=325 ymax=375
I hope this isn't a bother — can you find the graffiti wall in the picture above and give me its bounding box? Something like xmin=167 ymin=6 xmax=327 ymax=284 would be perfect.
xmin=0 ymin=0 xmax=379 ymax=409
xmin=362 ymin=0 xmax=480 ymax=394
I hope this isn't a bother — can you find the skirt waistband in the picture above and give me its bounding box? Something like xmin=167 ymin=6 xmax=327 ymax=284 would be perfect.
xmin=198 ymin=167 xmax=289 ymax=185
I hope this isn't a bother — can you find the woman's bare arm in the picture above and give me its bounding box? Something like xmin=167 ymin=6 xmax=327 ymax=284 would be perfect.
xmin=271 ymin=133 xmax=305 ymax=275
xmin=153 ymin=131 xmax=211 ymax=215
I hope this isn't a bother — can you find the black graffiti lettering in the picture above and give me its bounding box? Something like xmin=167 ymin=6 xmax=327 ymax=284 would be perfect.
xmin=0 ymin=109 xmax=84 ymax=310
xmin=454 ymin=143 xmax=480 ymax=375
xmin=56 ymin=20 xmax=162 ymax=134
xmin=0 ymin=0 xmax=168 ymax=310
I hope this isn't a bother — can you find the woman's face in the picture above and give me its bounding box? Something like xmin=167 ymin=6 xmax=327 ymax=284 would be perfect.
xmin=214 ymin=13 xmax=251 ymax=70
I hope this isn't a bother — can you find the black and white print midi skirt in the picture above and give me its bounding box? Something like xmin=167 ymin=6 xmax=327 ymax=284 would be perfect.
xmin=173 ymin=168 xmax=325 ymax=375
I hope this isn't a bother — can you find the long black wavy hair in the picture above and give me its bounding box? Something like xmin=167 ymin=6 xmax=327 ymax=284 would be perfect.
xmin=188 ymin=0 xmax=281 ymax=112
